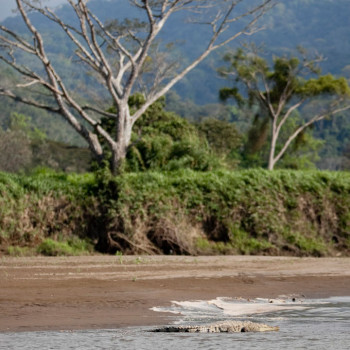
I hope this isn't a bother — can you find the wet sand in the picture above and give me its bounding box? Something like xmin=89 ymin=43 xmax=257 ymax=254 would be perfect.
xmin=1 ymin=256 xmax=350 ymax=332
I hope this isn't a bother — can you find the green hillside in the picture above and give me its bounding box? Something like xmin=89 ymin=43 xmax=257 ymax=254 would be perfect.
xmin=2 ymin=0 xmax=349 ymax=104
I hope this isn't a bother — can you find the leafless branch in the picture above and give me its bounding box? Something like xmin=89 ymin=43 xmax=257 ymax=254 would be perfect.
xmin=0 ymin=87 xmax=60 ymax=113
xmin=274 ymin=103 xmax=350 ymax=166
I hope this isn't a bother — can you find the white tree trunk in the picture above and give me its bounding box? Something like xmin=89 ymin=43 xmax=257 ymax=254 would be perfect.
xmin=110 ymin=104 xmax=134 ymax=174
xmin=268 ymin=117 xmax=278 ymax=170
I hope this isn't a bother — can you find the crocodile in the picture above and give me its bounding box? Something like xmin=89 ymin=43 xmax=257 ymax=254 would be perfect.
xmin=151 ymin=320 xmax=279 ymax=333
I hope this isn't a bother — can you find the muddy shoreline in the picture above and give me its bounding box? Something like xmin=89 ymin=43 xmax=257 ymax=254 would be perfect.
xmin=1 ymin=256 xmax=350 ymax=332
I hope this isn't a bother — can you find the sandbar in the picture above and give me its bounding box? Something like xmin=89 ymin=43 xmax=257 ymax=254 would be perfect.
xmin=1 ymin=255 xmax=349 ymax=332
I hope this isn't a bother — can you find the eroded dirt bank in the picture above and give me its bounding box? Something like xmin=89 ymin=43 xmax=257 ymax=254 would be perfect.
xmin=1 ymin=256 xmax=350 ymax=332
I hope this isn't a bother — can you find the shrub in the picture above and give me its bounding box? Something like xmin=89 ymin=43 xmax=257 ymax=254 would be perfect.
xmin=37 ymin=238 xmax=93 ymax=256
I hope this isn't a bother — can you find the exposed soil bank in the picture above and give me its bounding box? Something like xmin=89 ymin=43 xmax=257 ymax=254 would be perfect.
xmin=1 ymin=256 xmax=350 ymax=332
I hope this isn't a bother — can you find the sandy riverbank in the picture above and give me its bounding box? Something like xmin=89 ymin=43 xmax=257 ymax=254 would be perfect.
xmin=1 ymin=256 xmax=349 ymax=332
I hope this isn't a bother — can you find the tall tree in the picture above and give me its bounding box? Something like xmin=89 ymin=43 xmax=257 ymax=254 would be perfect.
xmin=219 ymin=47 xmax=350 ymax=170
xmin=0 ymin=0 xmax=274 ymax=174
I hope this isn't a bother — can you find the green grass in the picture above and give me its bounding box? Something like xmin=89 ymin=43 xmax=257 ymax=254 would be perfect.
xmin=37 ymin=238 xmax=93 ymax=256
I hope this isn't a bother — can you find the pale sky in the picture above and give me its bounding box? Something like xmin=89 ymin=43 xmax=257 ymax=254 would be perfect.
xmin=0 ymin=0 xmax=67 ymax=21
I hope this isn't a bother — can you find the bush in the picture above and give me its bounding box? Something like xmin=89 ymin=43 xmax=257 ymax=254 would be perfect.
xmin=100 ymin=95 xmax=226 ymax=172
xmin=1 ymin=169 xmax=350 ymax=257
xmin=37 ymin=238 xmax=93 ymax=256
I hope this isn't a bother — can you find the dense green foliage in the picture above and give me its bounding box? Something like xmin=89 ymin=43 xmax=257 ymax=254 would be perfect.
xmin=1 ymin=169 xmax=349 ymax=257
xmin=101 ymin=96 xmax=219 ymax=172
xmin=96 ymin=95 xmax=241 ymax=173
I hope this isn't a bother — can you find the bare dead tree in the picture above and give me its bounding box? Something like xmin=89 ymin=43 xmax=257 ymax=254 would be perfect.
xmin=0 ymin=0 xmax=274 ymax=174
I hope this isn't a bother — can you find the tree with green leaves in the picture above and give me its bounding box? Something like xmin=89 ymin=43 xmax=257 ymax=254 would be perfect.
xmin=0 ymin=0 xmax=274 ymax=174
xmin=100 ymin=94 xmax=222 ymax=172
xmin=219 ymin=47 xmax=350 ymax=170
xmin=197 ymin=118 xmax=242 ymax=168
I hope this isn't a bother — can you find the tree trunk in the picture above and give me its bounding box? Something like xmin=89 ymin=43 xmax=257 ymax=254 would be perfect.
xmin=110 ymin=105 xmax=134 ymax=175
xmin=268 ymin=145 xmax=276 ymax=170
xmin=87 ymin=131 xmax=104 ymax=165
xmin=268 ymin=120 xmax=278 ymax=170
xmin=111 ymin=142 xmax=128 ymax=175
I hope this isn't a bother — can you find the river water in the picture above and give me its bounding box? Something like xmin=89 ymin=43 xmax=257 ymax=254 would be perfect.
xmin=1 ymin=296 xmax=349 ymax=349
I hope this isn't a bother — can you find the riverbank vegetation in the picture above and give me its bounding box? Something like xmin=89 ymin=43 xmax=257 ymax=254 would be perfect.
xmin=1 ymin=168 xmax=349 ymax=257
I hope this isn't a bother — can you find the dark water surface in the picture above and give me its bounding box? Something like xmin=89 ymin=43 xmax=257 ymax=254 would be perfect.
xmin=1 ymin=297 xmax=349 ymax=349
